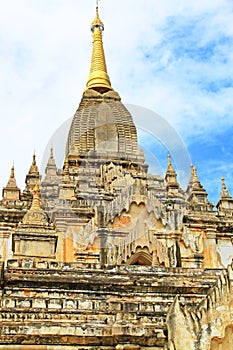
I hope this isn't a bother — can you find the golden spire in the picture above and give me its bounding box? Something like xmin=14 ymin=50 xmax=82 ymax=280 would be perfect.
xmin=86 ymin=5 xmax=112 ymax=92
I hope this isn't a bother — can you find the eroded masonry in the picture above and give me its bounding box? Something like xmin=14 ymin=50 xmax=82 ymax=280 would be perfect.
xmin=0 ymin=6 xmax=232 ymax=350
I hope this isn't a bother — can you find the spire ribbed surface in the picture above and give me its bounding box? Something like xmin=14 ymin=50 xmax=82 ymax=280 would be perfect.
xmin=67 ymin=90 xmax=139 ymax=159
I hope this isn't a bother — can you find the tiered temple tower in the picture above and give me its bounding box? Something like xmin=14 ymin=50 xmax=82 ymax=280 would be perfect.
xmin=0 ymin=5 xmax=232 ymax=350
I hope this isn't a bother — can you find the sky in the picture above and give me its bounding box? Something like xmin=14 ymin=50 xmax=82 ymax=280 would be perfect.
xmin=0 ymin=0 xmax=233 ymax=205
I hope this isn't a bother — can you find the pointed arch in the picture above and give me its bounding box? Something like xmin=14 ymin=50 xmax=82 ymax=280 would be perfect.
xmin=125 ymin=246 xmax=152 ymax=266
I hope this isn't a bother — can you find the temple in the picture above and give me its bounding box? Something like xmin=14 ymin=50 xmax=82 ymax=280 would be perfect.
xmin=0 ymin=5 xmax=232 ymax=350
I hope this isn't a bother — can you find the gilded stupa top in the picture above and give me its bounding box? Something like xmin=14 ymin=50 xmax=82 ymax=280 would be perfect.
xmin=86 ymin=4 xmax=113 ymax=92
xmin=91 ymin=6 xmax=104 ymax=31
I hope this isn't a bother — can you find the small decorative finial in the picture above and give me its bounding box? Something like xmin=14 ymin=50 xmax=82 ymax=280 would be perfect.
xmin=30 ymin=183 xmax=42 ymax=212
xmin=28 ymin=152 xmax=39 ymax=175
xmin=5 ymin=164 xmax=19 ymax=190
xmin=91 ymin=3 xmax=104 ymax=32
xmin=168 ymin=153 xmax=171 ymax=166
xmin=50 ymin=146 xmax=54 ymax=158
xmin=193 ymin=166 xmax=198 ymax=180
xmin=191 ymin=165 xmax=203 ymax=190
xmin=220 ymin=176 xmax=231 ymax=199
xmin=166 ymin=152 xmax=175 ymax=173
xmin=221 ymin=176 xmax=226 ymax=190
xmin=22 ymin=183 xmax=48 ymax=226
xmin=10 ymin=164 xmax=15 ymax=178
xmin=32 ymin=152 xmax=36 ymax=165
xmin=165 ymin=152 xmax=179 ymax=188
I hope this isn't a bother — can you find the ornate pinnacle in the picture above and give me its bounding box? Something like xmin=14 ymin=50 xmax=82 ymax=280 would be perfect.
xmin=29 ymin=153 xmax=39 ymax=174
xmin=22 ymin=183 xmax=48 ymax=226
xmin=50 ymin=146 xmax=53 ymax=159
xmin=220 ymin=176 xmax=231 ymax=198
xmin=5 ymin=164 xmax=19 ymax=190
xmin=167 ymin=153 xmax=175 ymax=172
xmin=192 ymin=166 xmax=202 ymax=189
xmin=86 ymin=5 xmax=112 ymax=92
xmin=165 ymin=153 xmax=178 ymax=187
xmin=30 ymin=183 xmax=41 ymax=211
xmin=221 ymin=176 xmax=226 ymax=190
xmin=10 ymin=165 xmax=15 ymax=178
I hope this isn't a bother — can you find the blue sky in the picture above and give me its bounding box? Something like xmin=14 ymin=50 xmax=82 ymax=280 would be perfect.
xmin=0 ymin=0 xmax=233 ymax=205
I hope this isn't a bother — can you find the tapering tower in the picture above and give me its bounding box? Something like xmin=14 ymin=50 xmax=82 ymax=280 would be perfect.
xmin=86 ymin=6 xmax=112 ymax=92
xmin=54 ymin=4 xmax=149 ymax=261
xmin=12 ymin=184 xmax=58 ymax=260
xmin=2 ymin=165 xmax=20 ymax=202
xmin=66 ymin=5 xmax=146 ymax=180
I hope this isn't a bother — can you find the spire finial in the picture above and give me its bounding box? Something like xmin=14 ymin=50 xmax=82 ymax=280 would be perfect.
xmin=193 ymin=166 xmax=198 ymax=179
xmin=30 ymin=183 xmax=41 ymax=211
xmin=86 ymin=3 xmax=112 ymax=92
xmin=165 ymin=152 xmax=179 ymax=188
xmin=168 ymin=153 xmax=171 ymax=165
xmin=167 ymin=153 xmax=175 ymax=173
xmin=221 ymin=176 xmax=226 ymax=190
xmin=2 ymin=164 xmax=20 ymax=201
xmin=33 ymin=152 xmax=36 ymax=165
xmin=191 ymin=165 xmax=204 ymax=191
xmin=220 ymin=176 xmax=231 ymax=199
xmin=10 ymin=164 xmax=15 ymax=178
xmin=29 ymin=152 xmax=39 ymax=174
xmin=50 ymin=146 xmax=54 ymax=159
xmin=5 ymin=164 xmax=19 ymax=190
xmin=22 ymin=183 xmax=48 ymax=226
